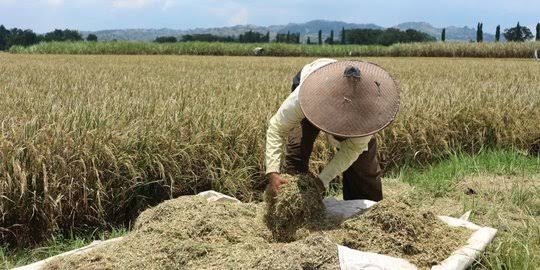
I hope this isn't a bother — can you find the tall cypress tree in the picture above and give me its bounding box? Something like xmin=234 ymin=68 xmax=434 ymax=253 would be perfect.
xmin=307 ymin=36 xmax=311 ymax=44
xmin=517 ymin=22 xmax=523 ymax=41
xmin=318 ymin=30 xmax=322 ymax=45
xmin=265 ymin=31 xmax=270 ymax=42
xmin=286 ymin=31 xmax=290 ymax=43
xmin=536 ymin=23 xmax=540 ymax=41
xmin=495 ymin=25 xmax=500 ymax=42
xmin=341 ymin=27 xmax=346 ymax=44
xmin=0 ymin=25 xmax=8 ymax=51
xmin=441 ymin=28 xmax=446 ymax=42
xmin=329 ymin=30 xmax=334 ymax=45
xmin=476 ymin=22 xmax=483 ymax=42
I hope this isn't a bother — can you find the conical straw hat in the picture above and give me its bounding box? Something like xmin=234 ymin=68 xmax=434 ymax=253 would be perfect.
xmin=299 ymin=60 xmax=400 ymax=137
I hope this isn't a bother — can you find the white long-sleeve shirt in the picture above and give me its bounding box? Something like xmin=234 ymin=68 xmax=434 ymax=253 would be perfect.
xmin=265 ymin=58 xmax=372 ymax=188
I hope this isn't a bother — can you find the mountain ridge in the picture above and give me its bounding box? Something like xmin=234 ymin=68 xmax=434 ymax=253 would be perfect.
xmin=82 ymin=20 xmax=497 ymax=42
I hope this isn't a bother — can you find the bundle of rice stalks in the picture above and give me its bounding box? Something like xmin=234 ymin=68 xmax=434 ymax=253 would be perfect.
xmin=263 ymin=174 xmax=326 ymax=242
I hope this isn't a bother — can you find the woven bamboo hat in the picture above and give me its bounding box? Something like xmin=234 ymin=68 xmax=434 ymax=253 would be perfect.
xmin=299 ymin=60 xmax=400 ymax=137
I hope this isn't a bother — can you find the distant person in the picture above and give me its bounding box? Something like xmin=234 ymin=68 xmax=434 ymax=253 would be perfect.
xmin=265 ymin=58 xmax=400 ymax=201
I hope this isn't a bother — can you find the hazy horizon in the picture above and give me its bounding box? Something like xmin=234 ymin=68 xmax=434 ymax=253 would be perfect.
xmin=1 ymin=0 xmax=538 ymax=33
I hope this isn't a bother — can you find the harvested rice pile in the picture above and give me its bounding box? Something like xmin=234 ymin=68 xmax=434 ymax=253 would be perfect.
xmin=44 ymin=182 xmax=469 ymax=270
xmin=264 ymin=174 xmax=325 ymax=242
xmin=328 ymin=198 xmax=469 ymax=268
xmin=44 ymin=196 xmax=338 ymax=270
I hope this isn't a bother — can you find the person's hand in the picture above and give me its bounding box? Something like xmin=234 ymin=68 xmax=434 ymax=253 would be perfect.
xmin=267 ymin=173 xmax=288 ymax=197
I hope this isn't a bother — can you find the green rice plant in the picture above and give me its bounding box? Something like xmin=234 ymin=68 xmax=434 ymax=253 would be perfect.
xmin=393 ymin=149 xmax=539 ymax=270
xmin=389 ymin=41 xmax=539 ymax=58
xmin=1 ymin=227 xmax=127 ymax=269
xmin=9 ymin=41 xmax=540 ymax=58
xmin=395 ymin=150 xmax=540 ymax=195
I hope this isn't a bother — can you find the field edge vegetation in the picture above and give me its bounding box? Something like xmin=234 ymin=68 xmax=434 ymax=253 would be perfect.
xmin=10 ymin=41 xmax=540 ymax=58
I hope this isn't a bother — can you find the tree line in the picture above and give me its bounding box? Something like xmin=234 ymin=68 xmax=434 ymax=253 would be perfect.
xmin=441 ymin=22 xmax=539 ymax=42
xmin=158 ymin=23 xmax=540 ymax=45
xmin=341 ymin=28 xmax=435 ymax=45
xmin=0 ymin=26 xmax=98 ymax=51
xmin=156 ymin=31 xmax=280 ymax=44
xmin=155 ymin=28 xmax=436 ymax=45
xmin=2 ymin=22 xmax=539 ymax=51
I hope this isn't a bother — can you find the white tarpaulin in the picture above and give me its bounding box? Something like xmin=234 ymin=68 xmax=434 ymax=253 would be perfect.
xmin=323 ymin=197 xmax=377 ymax=220
xmin=13 ymin=191 xmax=497 ymax=270
xmin=322 ymin=198 xmax=497 ymax=270
xmin=338 ymin=245 xmax=418 ymax=270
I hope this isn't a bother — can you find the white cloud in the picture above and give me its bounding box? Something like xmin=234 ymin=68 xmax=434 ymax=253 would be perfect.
xmin=47 ymin=0 xmax=63 ymax=6
xmin=228 ymin=7 xmax=248 ymax=25
xmin=0 ymin=0 xmax=16 ymax=5
xmin=210 ymin=3 xmax=250 ymax=26
xmin=111 ymin=0 xmax=177 ymax=9
xmin=0 ymin=0 xmax=63 ymax=8
xmin=162 ymin=0 xmax=177 ymax=10
xmin=112 ymin=0 xmax=154 ymax=8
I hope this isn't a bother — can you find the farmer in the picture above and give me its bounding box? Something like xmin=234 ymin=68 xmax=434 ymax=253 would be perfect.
xmin=265 ymin=58 xmax=400 ymax=201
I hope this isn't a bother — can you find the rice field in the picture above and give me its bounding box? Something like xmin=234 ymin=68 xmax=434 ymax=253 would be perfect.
xmin=9 ymin=41 xmax=540 ymax=58
xmin=0 ymin=54 xmax=539 ymax=250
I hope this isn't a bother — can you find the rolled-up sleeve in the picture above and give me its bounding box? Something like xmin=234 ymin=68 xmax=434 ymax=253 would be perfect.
xmin=318 ymin=135 xmax=372 ymax=187
xmin=265 ymin=89 xmax=304 ymax=174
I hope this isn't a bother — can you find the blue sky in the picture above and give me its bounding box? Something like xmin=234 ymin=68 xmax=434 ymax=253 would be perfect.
xmin=1 ymin=0 xmax=538 ymax=33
